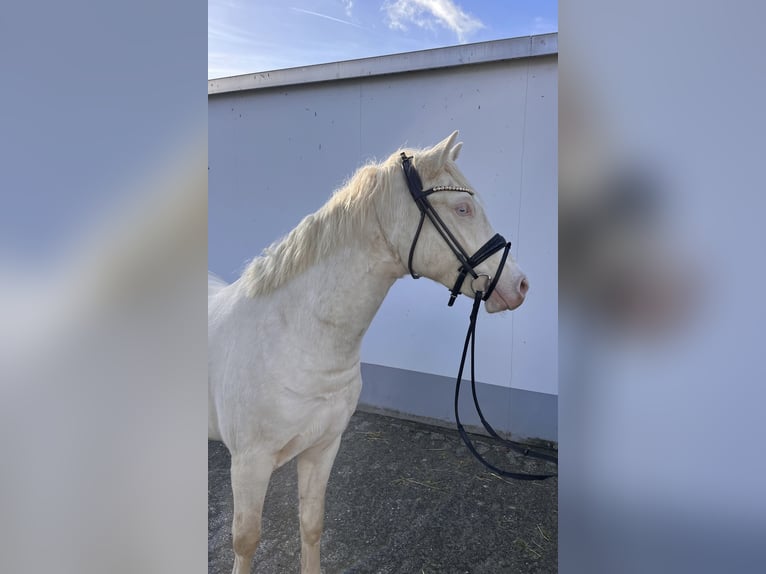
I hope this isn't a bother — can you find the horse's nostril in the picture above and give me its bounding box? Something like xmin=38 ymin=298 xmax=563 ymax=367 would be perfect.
xmin=519 ymin=277 xmax=529 ymax=296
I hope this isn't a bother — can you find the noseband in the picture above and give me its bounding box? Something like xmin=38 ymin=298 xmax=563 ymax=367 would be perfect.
xmin=400 ymin=152 xmax=511 ymax=306
xmin=400 ymin=152 xmax=557 ymax=481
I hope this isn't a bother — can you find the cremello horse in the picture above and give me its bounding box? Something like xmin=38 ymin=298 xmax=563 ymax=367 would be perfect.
xmin=208 ymin=132 xmax=529 ymax=574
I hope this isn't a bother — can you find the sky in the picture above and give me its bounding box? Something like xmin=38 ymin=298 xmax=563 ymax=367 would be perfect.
xmin=209 ymin=0 xmax=557 ymax=79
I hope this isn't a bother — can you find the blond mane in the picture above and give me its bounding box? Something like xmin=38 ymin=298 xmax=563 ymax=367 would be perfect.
xmin=242 ymin=159 xmax=392 ymax=297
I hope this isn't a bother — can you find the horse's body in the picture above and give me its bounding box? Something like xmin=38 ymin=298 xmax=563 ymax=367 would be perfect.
xmin=208 ymin=132 xmax=529 ymax=574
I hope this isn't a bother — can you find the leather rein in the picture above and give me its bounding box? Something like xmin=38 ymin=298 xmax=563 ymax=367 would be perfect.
xmin=400 ymin=152 xmax=557 ymax=481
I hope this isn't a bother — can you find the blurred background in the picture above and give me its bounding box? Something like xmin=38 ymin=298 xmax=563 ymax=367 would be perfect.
xmin=2 ymin=1 xmax=765 ymax=573
xmin=559 ymin=2 xmax=766 ymax=572
xmin=0 ymin=2 xmax=208 ymax=573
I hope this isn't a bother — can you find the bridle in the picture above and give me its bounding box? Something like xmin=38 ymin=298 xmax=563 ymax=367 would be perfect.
xmin=400 ymin=152 xmax=558 ymax=481
xmin=400 ymin=152 xmax=511 ymax=306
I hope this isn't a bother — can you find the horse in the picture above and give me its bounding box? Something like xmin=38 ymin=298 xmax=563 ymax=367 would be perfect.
xmin=208 ymin=131 xmax=529 ymax=574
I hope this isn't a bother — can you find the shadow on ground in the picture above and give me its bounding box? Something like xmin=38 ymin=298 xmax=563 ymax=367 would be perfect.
xmin=209 ymin=410 xmax=557 ymax=573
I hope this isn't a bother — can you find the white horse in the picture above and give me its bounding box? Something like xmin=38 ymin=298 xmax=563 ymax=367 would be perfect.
xmin=208 ymin=131 xmax=529 ymax=574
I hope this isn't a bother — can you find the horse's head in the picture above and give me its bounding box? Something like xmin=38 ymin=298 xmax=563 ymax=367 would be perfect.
xmin=382 ymin=131 xmax=528 ymax=312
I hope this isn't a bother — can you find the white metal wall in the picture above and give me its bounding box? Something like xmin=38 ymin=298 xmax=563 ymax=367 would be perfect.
xmin=208 ymin=49 xmax=557 ymax=397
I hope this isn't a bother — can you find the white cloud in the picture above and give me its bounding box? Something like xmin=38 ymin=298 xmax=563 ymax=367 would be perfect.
xmin=341 ymin=0 xmax=354 ymax=18
xmin=382 ymin=0 xmax=484 ymax=43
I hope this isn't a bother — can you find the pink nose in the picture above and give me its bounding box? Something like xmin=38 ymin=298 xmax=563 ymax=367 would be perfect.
xmin=518 ymin=276 xmax=529 ymax=297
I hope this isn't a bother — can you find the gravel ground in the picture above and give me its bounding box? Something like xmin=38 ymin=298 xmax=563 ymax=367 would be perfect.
xmin=209 ymin=410 xmax=557 ymax=573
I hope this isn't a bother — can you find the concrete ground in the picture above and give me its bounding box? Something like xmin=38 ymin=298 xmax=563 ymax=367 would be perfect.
xmin=209 ymin=410 xmax=557 ymax=574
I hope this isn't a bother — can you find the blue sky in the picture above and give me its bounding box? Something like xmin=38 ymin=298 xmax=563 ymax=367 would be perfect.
xmin=209 ymin=0 xmax=557 ymax=79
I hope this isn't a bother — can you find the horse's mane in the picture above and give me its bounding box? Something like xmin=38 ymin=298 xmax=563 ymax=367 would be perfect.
xmin=242 ymin=157 xmax=396 ymax=297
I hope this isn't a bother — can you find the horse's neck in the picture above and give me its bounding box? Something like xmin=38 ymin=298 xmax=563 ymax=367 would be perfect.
xmin=263 ymin=235 xmax=404 ymax=367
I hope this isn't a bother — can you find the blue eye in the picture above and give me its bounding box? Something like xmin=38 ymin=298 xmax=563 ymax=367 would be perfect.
xmin=456 ymin=204 xmax=471 ymax=216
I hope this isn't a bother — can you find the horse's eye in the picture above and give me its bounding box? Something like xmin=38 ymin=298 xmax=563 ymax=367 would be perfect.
xmin=455 ymin=203 xmax=472 ymax=216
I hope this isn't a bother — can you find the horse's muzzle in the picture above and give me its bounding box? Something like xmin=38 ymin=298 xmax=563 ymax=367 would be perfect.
xmin=485 ymin=275 xmax=528 ymax=313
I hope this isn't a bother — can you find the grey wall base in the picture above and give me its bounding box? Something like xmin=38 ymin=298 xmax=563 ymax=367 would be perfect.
xmin=359 ymin=362 xmax=557 ymax=443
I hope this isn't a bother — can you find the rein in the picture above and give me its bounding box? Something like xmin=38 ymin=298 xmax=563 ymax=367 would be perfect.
xmin=400 ymin=152 xmax=558 ymax=481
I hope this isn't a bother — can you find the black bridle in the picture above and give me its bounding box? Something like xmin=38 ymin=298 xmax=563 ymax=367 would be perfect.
xmin=400 ymin=152 xmax=558 ymax=481
xmin=401 ymin=152 xmax=511 ymax=306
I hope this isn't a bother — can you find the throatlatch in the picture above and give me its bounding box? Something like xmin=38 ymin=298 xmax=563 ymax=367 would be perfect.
xmin=400 ymin=152 xmax=557 ymax=481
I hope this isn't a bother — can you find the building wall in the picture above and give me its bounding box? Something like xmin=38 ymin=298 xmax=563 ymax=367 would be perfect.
xmin=208 ymin=36 xmax=558 ymax=440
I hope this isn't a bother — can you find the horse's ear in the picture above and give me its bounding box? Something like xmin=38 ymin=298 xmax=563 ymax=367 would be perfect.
xmin=423 ymin=131 xmax=459 ymax=173
xmin=449 ymin=142 xmax=463 ymax=162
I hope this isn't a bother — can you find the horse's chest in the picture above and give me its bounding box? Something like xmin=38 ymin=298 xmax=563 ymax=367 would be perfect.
xmin=273 ymin=377 xmax=361 ymax=466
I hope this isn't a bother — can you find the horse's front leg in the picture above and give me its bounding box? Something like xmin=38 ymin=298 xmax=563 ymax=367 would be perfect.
xmin=230 ymin=452 xmax=274 ymax=574
xmin=296 ymin=434 xmax=343 ymax=574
